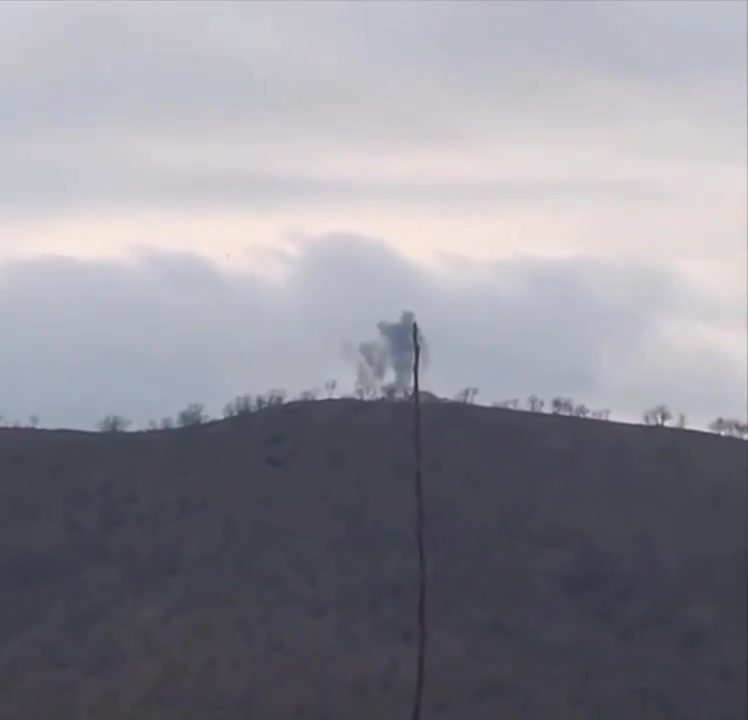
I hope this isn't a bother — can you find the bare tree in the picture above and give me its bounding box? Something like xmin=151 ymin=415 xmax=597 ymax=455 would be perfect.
xmin=454 ymin=387 xmax=479 ymax=404
xmin=677 ymin=412 xmax=687 ymax=429
xmin=266 ymin=389 xmax=287 ymax=406
xmin=177 ymin=403 xmax=208 ymax=427
xmin=324 ymin=379 xmax=338 ymax=398
xmin=573 ymin=404 xmax=590 ymax=418
xmin=97 ymin=414 xmax=131 ymax=433
xmin=643 ymin=404 xmax=672 ymax=426
xmin=551 ymin=397 xmax=574 ymax=415
xmin=297 ymin=389 xmax=318 ymax=402
xmin=224 ymin=394 xmax=253 ymax=418
xmin=28 ymin=415 xmax=39 ymax=429
xmin=710 ymin=417 xmax=748 ymax=438
xmin=657 ymin=405 xmax=672 ymax=425
xmin=591 ymin=409 xmax=610 ymax=421
xmin=527 ymin=395 xmax=544 ymax=413
xmin=251 ymin=389 xmax=287 ymax=409
xmin=709 ymin=417 xmax=727 ymax=434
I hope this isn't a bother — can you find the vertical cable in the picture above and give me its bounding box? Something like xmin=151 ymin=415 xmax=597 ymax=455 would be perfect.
xmin=410 ymin=321 xmax=427 ymax=720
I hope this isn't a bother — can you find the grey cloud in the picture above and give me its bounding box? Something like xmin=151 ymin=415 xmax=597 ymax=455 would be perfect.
xmin=0 ymin=1 xmax=460 ymax=143
xmin=0 ymin=234 xmax=743 ymax=430
xmin=0 ymin=0 xmax=744 ymax=223
xmin=0 ymin=0 xmax=746 ymax=160
xmin=0 ymin=147 xmax=666 ymax=221
xmin=4 ymin=1 xmax=743 ymax=136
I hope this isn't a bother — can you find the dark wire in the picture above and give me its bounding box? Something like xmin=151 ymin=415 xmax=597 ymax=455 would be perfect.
xmin=410 ymin=321 xmax=427 ymax=720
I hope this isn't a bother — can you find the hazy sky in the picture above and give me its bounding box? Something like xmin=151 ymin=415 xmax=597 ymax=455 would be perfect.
xmin=1 ymin=0 xmax=746 ymax=430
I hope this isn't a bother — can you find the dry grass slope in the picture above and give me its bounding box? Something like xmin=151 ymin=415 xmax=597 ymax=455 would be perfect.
xmin=0 ymin=399 xmax=745 ymax=719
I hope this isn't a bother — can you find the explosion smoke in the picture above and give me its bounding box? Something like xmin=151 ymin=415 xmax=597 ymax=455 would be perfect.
xmin=353 ymin=311 xmax=427 ymax=398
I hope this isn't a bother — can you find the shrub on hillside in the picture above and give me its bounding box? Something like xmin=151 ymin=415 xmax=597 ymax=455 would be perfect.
xmin=709 ymin=417 xmax=748 ymax=438
xmin=97 ymin=415 xmax=131 ymax=433
xmin=224 ymin=394 xmax=254 ymax=418
xmin=643 ymin=405 xmax=673 ymax=426
xmin=177 ymin=403 xmax=208 ymax=427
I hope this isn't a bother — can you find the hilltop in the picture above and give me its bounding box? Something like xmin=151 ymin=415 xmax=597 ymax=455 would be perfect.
xmin=0 ymin=399 xmax=745 ymax=719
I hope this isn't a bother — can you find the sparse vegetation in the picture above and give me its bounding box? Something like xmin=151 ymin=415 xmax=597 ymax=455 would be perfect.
xmin=0 ymin=396 xmax=744 ymax=719
xmin=572 ymin=404 xmax=590 ymax=418
xmin=709 ymin=417 xmax=748 ymax=438
xmin=5 ymin=390 xmax=747 ymax=439
xmin=176 ymin=403 xmax=209 ymax=427
xmin=527 ymin=395 xmax=544 ymax=412
xmin=454 ymin=386 xmax=479 ymax=404
xmin=97 ymin=414 xmax=131 ymax=432
xmin=643 ymin=404 xmax=673 ymax=426
xmin=223 ymin=394 xmax=254 ymax=418
xmin=252 ymin=389 xmax=287 ymax=410
xmin=551 ymin=396 xmax=574 ymax=415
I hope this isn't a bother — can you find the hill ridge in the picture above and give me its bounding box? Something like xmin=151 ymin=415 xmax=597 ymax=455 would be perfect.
xmin=0 ymin=399 xmax=745 ymax=719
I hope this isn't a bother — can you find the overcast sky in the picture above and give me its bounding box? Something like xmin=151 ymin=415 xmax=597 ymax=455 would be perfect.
xmin=1 ymin=0 xmax=746 ymax=430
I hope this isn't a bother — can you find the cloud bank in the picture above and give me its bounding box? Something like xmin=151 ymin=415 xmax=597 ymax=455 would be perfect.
xmin=1 ymin=0 xmax=745 ymax=275
xmin=0 ymin=235 xmax=744 ymax=430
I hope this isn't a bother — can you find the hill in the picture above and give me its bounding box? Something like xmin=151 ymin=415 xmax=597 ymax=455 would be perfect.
xmin=0 ymin=399 xmax=745 ymax=719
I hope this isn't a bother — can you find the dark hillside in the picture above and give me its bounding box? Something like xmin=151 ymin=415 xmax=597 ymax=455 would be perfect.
xmin=0 ymin=400 xmax=745 ymax=719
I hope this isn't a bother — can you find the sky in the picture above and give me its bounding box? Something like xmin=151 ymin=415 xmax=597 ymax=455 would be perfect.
xmin=0 ymin=0 xmax=746 ymax=430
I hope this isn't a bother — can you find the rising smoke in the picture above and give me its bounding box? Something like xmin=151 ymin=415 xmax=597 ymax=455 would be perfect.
xmin=352 ymin=311 xmax=428 ymax=398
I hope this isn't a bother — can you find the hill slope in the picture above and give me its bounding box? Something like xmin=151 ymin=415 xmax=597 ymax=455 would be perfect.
xmin=0 ymin=400 xmax=745 ymax=719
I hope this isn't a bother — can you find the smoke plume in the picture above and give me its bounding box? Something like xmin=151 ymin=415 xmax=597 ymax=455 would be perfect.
xmin=352 ymin=311 xmax=427 ymax=398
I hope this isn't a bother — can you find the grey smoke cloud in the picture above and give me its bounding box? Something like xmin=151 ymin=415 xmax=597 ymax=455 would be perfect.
xmin=352 ymin=311 xmax=428 ymax=397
